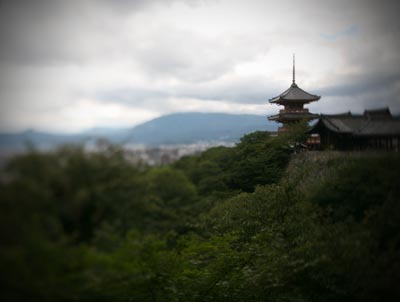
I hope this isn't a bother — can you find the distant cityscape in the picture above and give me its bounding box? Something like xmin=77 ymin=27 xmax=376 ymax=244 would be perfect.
xmin=0 ymin=112 xmax=268 ymax=166
xmin=122 ymin=142 xmax=235 ymax=166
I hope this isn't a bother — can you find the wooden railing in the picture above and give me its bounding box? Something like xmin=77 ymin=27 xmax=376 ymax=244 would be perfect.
xmin=280 ymin=108 xmax=309 ymax=114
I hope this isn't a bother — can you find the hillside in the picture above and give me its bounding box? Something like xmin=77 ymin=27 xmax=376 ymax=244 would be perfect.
xmin=1 ymin=129 xmax=399 ymax=301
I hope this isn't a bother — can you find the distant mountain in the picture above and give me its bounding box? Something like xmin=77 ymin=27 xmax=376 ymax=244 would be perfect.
xmin=128 ymin=113 xmax=276 ymax=145
xmin=0 ymin=130 xmax=86 ymax=150
xmin=0 ymin=113 xmax=276 ymax=151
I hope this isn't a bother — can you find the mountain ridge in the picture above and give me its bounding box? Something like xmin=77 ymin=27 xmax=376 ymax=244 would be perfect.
xmin=128 ymin=112 xmax=276 ymax=145
xmin=0 ymin=112 xmax=276 ymax=149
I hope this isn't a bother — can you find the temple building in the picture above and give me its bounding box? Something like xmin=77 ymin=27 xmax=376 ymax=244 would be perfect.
xmin=268 ymin=55 xmax=320 ymax=132
xmin=308 ymin=108 xmax=400 ymax=151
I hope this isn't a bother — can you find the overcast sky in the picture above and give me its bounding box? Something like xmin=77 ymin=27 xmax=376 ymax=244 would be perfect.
xmin=0 ymin=0 xmax=399 ymax=133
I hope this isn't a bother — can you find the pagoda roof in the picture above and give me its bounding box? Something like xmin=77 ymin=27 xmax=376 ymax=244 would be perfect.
xmin=268 ymin=112 xmax=319 ymax=122
xmin=309 ymin=108 xmax=400 ymax=136
xmin=269 ymin=83 xmax=321 ymax=104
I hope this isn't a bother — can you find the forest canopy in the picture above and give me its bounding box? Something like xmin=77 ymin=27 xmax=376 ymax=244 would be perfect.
xmin=1 ymin=128 xmax=399 ymax=302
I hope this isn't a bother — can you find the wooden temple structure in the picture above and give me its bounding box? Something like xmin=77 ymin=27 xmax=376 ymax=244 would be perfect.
xmin=267 ymin=56 xmax=400 ymax=151
xmin=268 ymin=55 xmax=320 ymax=132
xmin=308 ymin=108 xmax=400 ymax=151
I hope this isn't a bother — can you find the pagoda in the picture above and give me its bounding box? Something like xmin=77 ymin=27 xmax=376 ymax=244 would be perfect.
xmin=268 ymin=55 xmax=320 ymax=132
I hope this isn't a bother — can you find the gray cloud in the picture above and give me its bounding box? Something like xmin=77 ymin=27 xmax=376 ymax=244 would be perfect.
xmin=1 ymin=0 xmax=400 ymax=131
xmin=319 ymin=72 xmax=400 ymax=98
xmin=0 ymin=1 xmax=104 ymax=65
xmin=131 ymin=31 xmax=268 ymax=82
xmin=96 ymin=75 xmax=279 ymax=107
xmin=0 ymin=0 xmax=180 ymax=65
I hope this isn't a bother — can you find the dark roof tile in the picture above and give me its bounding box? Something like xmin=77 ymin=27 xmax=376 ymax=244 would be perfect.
xmin=269 ymin=83 xmax=320 ymax=103
xmin=310 ymin=109 xmax=400 ymax=136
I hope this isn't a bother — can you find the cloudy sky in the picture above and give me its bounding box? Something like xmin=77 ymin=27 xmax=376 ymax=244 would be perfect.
xmin=0 ymin=0 xmax=399 ymax=133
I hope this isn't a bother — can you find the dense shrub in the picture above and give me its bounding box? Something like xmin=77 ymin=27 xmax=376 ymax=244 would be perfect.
xmin=1 ymin=132 xmax=399 ymax=301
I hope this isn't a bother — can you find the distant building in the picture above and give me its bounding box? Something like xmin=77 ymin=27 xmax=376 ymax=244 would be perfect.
xmin=268 ymin=55 xmax=320 ymax=132
xmin=308 ymin=108 xmax=400 ymax=151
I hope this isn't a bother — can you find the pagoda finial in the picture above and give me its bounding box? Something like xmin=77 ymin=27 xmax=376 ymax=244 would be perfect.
xmin=292 ymin=53 xmax=296 ymax=84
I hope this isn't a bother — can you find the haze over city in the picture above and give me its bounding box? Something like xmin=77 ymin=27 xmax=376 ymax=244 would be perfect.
xmin=0 ymin=0 xmax=399 ymax=133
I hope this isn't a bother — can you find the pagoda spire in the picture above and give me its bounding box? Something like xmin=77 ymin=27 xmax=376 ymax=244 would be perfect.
xmin=268 ymin=55 xmax=321 ymax=133
xmin=292 ymin=53 xmax=295 ymax=84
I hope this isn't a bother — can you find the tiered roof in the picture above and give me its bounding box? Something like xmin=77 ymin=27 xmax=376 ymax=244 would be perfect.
xmin=269 ymin=82 xmax=321 ymax=104
xmin=268 ymin=55 xmax=321 ymax=125
xmin=268 ymin=110 xmax=319 ymax=122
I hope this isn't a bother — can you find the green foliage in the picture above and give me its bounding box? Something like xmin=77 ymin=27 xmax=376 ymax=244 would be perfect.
xmin=144 ymin=167 xmax=199 ymax=232
xmin=81 ymin=231 xmax=180 ymax=301
xmin=1 ymin=130 xmax=399 ymax=301
xmin=175 ymin=131 xmax=292 ymax=194
xmin=309 ymin=155 xmax=400 ymax=220
xmin=227 ymin=131 xmax=291 ymax=192
xmin=190 ymin=184 xmax=332 ymax=302
xmin=146 ymin=166 xmax=197 ymax=207
xmin=305 ymin=155 xmax=400 ymax=301
xmin=278 ymin=119 xmax=310 ymax=145
xmin=174 ymin=146 xmax=235 ymax=196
